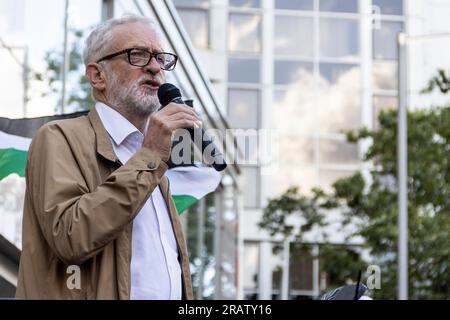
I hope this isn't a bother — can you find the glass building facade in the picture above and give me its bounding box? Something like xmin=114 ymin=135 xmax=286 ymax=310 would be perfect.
xmin=1 ymin=0 xmax=450 ymax=300
xmin=173 ymin=0 xmax=405 ymax=299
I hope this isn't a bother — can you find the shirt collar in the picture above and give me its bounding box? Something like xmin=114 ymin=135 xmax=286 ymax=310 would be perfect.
xmin=95 ymin=102 xmax=143 ymax=146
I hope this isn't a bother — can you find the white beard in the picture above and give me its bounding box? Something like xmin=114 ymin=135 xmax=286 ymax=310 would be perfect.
xmin=107 ymin=73 xmax=161 ymax=117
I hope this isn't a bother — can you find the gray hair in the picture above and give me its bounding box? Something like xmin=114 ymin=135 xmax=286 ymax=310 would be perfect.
xmin=83 ymin=14 xmax=160 ymax=66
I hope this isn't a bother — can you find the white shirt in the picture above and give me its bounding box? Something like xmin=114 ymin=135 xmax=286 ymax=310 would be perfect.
xmin=96 ymin=102 xmax=182 ymax=300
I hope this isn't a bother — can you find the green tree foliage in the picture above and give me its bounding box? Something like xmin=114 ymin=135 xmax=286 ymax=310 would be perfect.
xmin=33 ymin=28 xmax=93 ymax=112
xmin=259 ymin=71 xmax=450 ymax=299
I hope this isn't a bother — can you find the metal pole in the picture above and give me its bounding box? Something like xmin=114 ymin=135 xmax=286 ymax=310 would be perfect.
xmin=312 ymin=244 xmax=320 ymax=299
xmin=280 ymin=239 xmax=290 ymax=300
xmin=196 ymin=199 xmax=205 ymax=300
xmin=22 ymin=47 xmax=29 ymax=117
xmin=397 ymin=32 xmax=408 ymax=300
xmin=213 ymin=190 xmax=222 ymax=299
xmin=61 ymin=0 xmax=70 ymax=114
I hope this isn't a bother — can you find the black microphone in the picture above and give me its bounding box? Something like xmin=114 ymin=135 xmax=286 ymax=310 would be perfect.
xmin=157 ymin=83 xmax=227 ymax=172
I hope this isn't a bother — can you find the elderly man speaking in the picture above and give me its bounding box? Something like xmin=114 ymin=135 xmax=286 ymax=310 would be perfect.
xmin=16 ymin=15 xmax=197 ymax=300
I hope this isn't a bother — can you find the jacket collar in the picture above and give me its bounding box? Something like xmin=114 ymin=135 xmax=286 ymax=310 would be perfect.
xmin=88 ymin=106 xmax=119 ymax=163
xmin=95 ymin=102 xmax=143 ymax=146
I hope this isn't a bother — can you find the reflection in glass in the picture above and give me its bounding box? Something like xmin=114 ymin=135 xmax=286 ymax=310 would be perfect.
xmin=318 ymin=63 xmax=361 ymax=133
xmin=373 ymin=60 xmax=398 ymax=90
xmin=275 ymin=0 xmax=314 ymax=11
xmin=272 ymin=75 xmax=316 ymax=136
xmin=319 ymin=63 xmax=360 ymax=87
xmin=274 ymin=60 xmax=313 ymax=85
xmin=242 ymin=166 xmax=259 ymax=208
xmin=319 ymin=139 xmax=359 ymax=164
xmin=228 ymin=57 xmax=260 ymax=83
xmin=177 ymin=9 xmax=209 ymax=48
xmin=228 ymin=89 xmax=259 ymax=129
xmin=274 ymin=16 xmax=313 ymax=56
xmin=228 ymin=13 xmax=261 ymax=53
xmin=320 ymin=18 xmax=359 ymax=59
xmin=229 ymin=0 xmax=261 ymax=8
xmin=318 ymin=91 xmax=361 ymax=133
xmin=243 ymin=242 xmax=259 ymax=299
xmin=278 ymin=136 xmax=314 ymax=164
xmin=372 ymin=0 xmax=403 ymax=15
xmin=271 ymin=167 xmax=318 ymax=197
xmin=373 ymin=21 xmax=403 ymax=60
xmin=319 ymin=0 xmax=359 ymax=13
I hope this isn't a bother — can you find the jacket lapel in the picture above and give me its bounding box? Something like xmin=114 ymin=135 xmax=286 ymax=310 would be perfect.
xmin=87 ymin=107 xmax=119 ymax=163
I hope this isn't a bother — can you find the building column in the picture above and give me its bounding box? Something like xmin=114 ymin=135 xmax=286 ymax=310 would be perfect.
xmin=258 ymin=241 xmax=272 ymax=299
xmin=102 ymin=0 xmax=114 ymax=21
xmin=280 ymin=240 xmax=290 ymax=300
xmin=360 ymin=0 xmax=374 ymax=190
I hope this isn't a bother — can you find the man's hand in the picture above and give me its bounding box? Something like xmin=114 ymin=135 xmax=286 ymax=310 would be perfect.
xmin=143 ymin=103 xmax=201 ymax=161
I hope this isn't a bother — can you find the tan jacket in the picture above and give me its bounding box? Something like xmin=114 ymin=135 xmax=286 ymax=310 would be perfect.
xmin=16 ymin=108 xmax=193 ymax=299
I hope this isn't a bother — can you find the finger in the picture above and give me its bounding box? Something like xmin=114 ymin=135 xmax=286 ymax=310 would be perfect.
xmin=168 ymin=118 xmax=202 ymax=131
xmin=162 ymin=103 xmax=199 ymax=119
xmin=168 ymin=113 xmax=202 ymax=126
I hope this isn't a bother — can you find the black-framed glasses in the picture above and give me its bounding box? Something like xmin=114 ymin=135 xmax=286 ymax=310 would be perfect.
xmin=96 ymin=47 xmax=178 ymax=71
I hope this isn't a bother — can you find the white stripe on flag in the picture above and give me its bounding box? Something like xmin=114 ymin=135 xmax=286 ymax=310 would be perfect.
xmin=0 ymin=131 xmax=32 ymax=151
xmin=165 ymin=166 xmax=221 ymax=199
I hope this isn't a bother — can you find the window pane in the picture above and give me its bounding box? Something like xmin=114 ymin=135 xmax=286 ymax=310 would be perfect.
xmin=173 ymin=0 xmax=209 ymax=6
xmin=177 ymin=9 xmax=209 ymax=48
xmin=278 ymin=136 xmax=314 ymax=165
xmin=319 ymin=63 xmax=360 ymax=87
xmin=319 ymin=0 xmax=358 ymax=13
xmin=228 ymin=58 xmax=260 ymax=83
xmin=228 ymin=89 xmax=259 ymax=129
xmin=318 ymin=91 xmax=361 ymax=133
xmin=242 ymin=166 xmax=259 ymax=208
xmin=320 ymin=18 xmax=359 ymax=58
xmin=275 ymin=0 xmax=313 ymax=11
xmin=373 ymin=60 xmax=398 ymax=90
xmin=229 ymin=0 xmax=260 ymax=8
xmin=243 ymin=242 xmax=259 ymax=297
xmin=229 ymin=13 xmax=261 ymax=53
xmin=373 ymin=21 xmax=403 ymax=60
xmin=273 ymin=87 xmax=316 ymax=135
xmin=271 ymin=167 xmax=318 ymax=197
xmin=319 ymin=139 xmax=359 ymax=164
xmin=289 ymin=244 xmax=313 ymax=294
xmin=372 ymin=0 xmax=403 ymax=15
xmin=274 ymin=16 xmax=313 ymax=56
xmin=274 ymin=60 xmax=313 ymax=85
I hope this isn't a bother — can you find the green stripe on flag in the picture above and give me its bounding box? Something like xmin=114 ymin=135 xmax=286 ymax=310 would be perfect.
xmin=0 ymin=148 xmax=28 ymax=180
xmin=172 ymin=194 xmax=198 ymax=214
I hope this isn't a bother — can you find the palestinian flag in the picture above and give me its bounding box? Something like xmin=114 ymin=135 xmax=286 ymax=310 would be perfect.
xmin=165 ymin=165 xmax=221 ymax=213
xmin=0 ymin=112 xmax=88 ymax=180
xmin=0 ymin=112 xmax=221 ymax=213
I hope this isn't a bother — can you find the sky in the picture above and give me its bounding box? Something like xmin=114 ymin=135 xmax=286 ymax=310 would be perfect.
xmin=0 ymin=0 xmax=101 ymax=118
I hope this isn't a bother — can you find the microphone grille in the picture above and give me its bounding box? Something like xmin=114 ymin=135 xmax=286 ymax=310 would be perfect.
xmin=158 ymin=83 xmax=181 ymax=106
